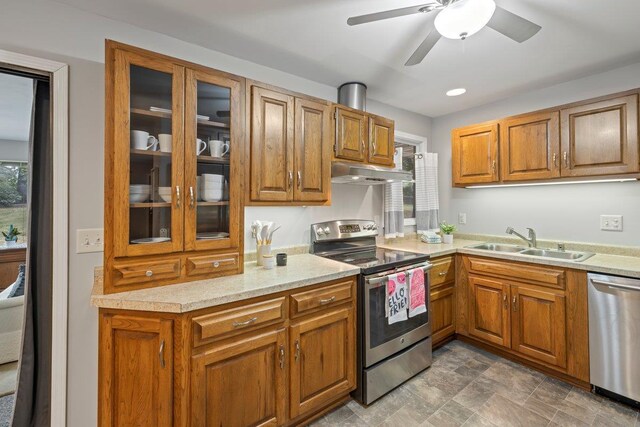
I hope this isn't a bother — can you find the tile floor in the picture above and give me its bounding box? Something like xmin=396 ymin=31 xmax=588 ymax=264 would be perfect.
xmin=311 ymin=341 xmax=640 ymax=426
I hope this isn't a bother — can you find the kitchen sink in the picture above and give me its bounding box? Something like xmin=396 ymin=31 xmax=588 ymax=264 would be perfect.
xmin=519 ymin=248 xmax=595 ymax=262
xmin=467 ymin=243 xmax=526 ymax=253
xmin=466 ymin=243 xmax=595 ymax=262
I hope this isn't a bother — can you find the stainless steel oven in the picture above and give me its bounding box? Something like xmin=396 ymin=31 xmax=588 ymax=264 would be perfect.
xmin=364 ymin=262 xmax=431 ymax=366
xmin=310 ymin=219 xmax=433 ymax=405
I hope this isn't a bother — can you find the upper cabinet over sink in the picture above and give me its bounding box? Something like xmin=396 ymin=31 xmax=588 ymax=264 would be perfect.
xmin=452 ymin=90 xmax=640 ymax=187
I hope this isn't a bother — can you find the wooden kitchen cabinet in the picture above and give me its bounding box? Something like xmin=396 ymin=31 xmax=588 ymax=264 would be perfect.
xmin=452 ymin=122 xmax=499 ymax=186
xmin=99 ymin=314 xmax=174 ymax=427
xmin=289 ymin=307 xmax=355 ymax=419
xmin=511 ymin=284 xmax=567 ymax=368
xmin=560 ymin=94 xmax=639 ymax=177
xmin=468 ymin=275 xmax=511 ymax=348
xmin=457 ymin=256 xmax=588 ymax=386
xmin=500 ymin=112 xmax=560 ymax=181
xmin=368 ymin=115 xmax=395 ymax=166
xmin=98 ymin=276 xmax=358 ymax=427
xmin=190 ymin=328 xmax=288 ymax=427
xmin=104 ymin=41 xmax=245 ymax=294
xmin=248 ymin=83 xmax=331 ymax=204
xmin=429 ymin=255 xmax=456 ymax=347
xmin=334 ymin=106 xmax=368 ymax=162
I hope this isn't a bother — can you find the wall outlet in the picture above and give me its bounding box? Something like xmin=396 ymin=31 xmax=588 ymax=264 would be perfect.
xmin=458 ymin=213 xmax=467 ymax=225
xmin=76 ymin=228 xmax=104 ymax=253
xmin=600 ymin=215 xmax=623 ymax=232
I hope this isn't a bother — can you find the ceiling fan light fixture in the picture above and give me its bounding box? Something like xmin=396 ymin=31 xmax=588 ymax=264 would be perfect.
xmin=446 ymin=88 xmax=467 ymax=96
xmin=434 ymin=0 xmax=496 ymax=40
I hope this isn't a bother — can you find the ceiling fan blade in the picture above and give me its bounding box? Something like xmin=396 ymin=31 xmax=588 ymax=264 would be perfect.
xmin=405 ymin=28 xmax=442 ymax=66
xmin=347 ymin=4 xmax=435 ymax=26
xmin=487 ymin=6 xmax=541 ymax=43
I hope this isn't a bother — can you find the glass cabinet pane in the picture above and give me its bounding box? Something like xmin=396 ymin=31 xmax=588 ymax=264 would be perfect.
xmin=193 ymin=81 xmax=231 ymax=242
xmin=128 ymin=65 xmax=174 ymax=245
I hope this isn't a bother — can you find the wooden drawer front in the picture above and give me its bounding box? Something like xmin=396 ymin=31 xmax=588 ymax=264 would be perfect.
xmin=112 ymin=258 xmax=181 ymax=287
xmin=430 ymin=256 xmax=455 ymax=288
xmin=193 ymin=297 xmax=286 ymax=345
xmin=467 ymin=257 xmax=565 ymax=289
xmin=290 ymin=279 xmax=354 ymax=316
xmin=186 ymin=253 xmax=239 ymax=277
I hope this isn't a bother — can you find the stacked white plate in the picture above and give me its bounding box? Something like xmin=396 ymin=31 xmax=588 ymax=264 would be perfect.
xmin=130 ymin=184 xmax=151 ymax=203
xmin=201 ymin=174 xmax=224 ymax=202
xmin=158 ymin=187 xmax=172 ymax=203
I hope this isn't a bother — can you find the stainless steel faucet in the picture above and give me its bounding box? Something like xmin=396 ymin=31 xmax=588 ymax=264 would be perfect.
xmin=506 ymin=226 xmax=537 ymax=248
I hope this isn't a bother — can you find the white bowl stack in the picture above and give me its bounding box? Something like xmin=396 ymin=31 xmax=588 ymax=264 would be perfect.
xmin=130 ymin=184 xmax=151 ymax=203
xmin=158 ymin=187 xmax=172 ymax=203
xmin=201 ymin=174 xmax=225 ymax=202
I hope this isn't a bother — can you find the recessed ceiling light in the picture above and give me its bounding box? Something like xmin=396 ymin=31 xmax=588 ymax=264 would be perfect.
xmin=446 ymin=88 xmax=466 ymax=97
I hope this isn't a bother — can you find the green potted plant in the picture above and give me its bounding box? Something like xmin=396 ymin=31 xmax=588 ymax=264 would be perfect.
xmin=2 ymin=224 xmax=22 ymax=247
xmin=439 ymin=222 xmax=456 ymax=244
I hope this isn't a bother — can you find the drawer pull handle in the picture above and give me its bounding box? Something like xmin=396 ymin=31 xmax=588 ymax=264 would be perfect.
xmin=233 ymin=317 xmax=257 ymax=328
xmin=213 ymin=262 xmax=219 ymax=268
xmin=159 ymin=340 xmax=165 ymax=368
xmin=319 ymin=296 xmax=336 ymax=305
xmin=279 ymin=345 xmax=285 ymax=370
xmin=145 ymin=270 xmax=153 ymax=277
xmin=212 ymin=258 xmax=236 ymax=268
xmin=295 ymin=340 xmax=300 ymax=362
xmin=438 ymin=272 xmax=447 ymax=277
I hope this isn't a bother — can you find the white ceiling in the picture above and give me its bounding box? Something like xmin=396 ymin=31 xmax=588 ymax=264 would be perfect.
xmin=55 ymin=0 xmax=640 ymax=117
xmin=0 ymin=73 xmax=33 ymax=142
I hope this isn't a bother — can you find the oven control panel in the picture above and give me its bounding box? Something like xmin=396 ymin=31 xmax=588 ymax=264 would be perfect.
xmin=311 ymin=220 xmax=378 ymax=242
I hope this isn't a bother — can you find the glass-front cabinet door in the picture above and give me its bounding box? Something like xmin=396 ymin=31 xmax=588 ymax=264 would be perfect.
xmin=113 ymin=49 xmax=185 ymax=257
xmin=184 ymin=69 xmax=241 ymax=251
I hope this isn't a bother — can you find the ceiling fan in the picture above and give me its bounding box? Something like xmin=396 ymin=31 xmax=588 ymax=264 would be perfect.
xmin=347 ymin=0 xmax=541 ymax=66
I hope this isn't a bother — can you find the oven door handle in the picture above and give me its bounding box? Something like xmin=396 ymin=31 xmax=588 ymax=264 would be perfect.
xmin=365 ymin=262 xmax=432 ymax=288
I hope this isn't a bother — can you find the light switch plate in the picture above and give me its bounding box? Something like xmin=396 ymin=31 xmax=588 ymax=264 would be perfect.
xmin=458 ymin=213 xmax=467 ymax=225
xmin=600 ymin=215 xmax=623 ymax=232
xmin=76 ymin=228 xmax=104 ymax=253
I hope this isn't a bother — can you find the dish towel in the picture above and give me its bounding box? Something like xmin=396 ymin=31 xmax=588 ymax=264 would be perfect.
xmin=415 ymin=153 xmax=439 ymax=234
xmin=386 ymin=272 xmax=408 ymax=325
xmin=384 ymin=147 xmax=405 ymax=238
xmin=408 ymin=267 xmax=427 ymax=318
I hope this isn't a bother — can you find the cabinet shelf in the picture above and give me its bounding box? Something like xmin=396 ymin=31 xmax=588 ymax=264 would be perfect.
xmin=197 ymin=156 xmax=230 ymax=165
xmin=131 ymin=108 xmax=229 ymax=128
xmin=131 ymin=149 xmax=172 ymax=157
xmin=197 ymin=201 xmax=229 ymax=206
xmin=130 ymin=202 xmax=171 ymax=208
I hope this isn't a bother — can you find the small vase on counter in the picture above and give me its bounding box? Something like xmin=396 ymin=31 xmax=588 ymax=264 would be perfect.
xmin=442 ymin=234 xmax=454 ymax=244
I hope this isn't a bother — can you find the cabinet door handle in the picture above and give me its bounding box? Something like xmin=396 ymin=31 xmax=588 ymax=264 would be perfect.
xmin=372 ymin=141 xmax=377 ymax=154
xmin=295 ymin=340 xmax=300 ymax=362
xmin=159 ymin=340 xmax=165 ymax=369
xmin=189 ymin=186 xmax=195 ymax=209
xmin=319 ymin=296 xmax=336 ymax=305
xmin=563 ymin=151 xmax=569 ymax=168
xmin=232 ymin=317 xmax=257 ymax=328
xmin=279 ymin=345 xmax=285 ymax=369
xmin=438 ymin=272 xmax=447 ymax=277
xmin=361 ymin=140 xmax=366 ymax=154
xmin=175 ymin=186 xmax=181 ymax=208
xmin=145 ymin=270 xmax=153 ymax=277
xmin=512 ymin=295 xmax=518 ymax=311
xmin=288 ymin=171 xmax=293 ymax=189
xmin=491 ymin=159 xmax=497 ymax=172
xmin=553 ymin=153 xmax=558 ymax=168
xmin=503 ymin=293 xmax=508 ymax=309
xmin=297 ymin=170 xmax=302 ymax=189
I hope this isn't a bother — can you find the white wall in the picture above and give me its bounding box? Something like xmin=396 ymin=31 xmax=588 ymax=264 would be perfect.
xmin=431 ymin=62 xmax=640 ymax=246
xmin=0 ymin=1 xmax=430 ymax=426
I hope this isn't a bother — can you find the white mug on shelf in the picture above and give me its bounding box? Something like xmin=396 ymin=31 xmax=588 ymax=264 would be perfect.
xmin=158 ymin=134 xmax=172 ymax=153
xmin=131 ymin=130 xmax=158 ymax=151
xmin=196 ymin=138 xmax=207 ymax=156
xmin=209 ymin=139 xmax=230 ymax=158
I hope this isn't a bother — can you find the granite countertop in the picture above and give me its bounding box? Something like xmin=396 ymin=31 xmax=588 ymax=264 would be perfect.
xmin=91 ymin=254 xmax=360 ymax=313
xmin=379 ymin=239 xmax=640 ymax=279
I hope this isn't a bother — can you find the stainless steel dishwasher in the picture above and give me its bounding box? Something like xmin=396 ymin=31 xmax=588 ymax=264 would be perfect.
xmin=588 ymin=273 xmax=640 ymax=407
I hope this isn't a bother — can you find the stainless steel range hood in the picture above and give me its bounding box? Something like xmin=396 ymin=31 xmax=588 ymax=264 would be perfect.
xmin=331 ymin=162 xmax=412 ymax=185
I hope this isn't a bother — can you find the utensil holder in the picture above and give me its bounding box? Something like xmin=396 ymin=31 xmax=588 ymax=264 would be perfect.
xmin=257 ymin=244 xmax=272 ymax=266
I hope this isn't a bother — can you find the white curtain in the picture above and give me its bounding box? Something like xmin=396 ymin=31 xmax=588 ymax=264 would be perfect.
xmin=384 ymin=148 xmax=404 ymax=238
xmin=415 ymin=153 xmax=439 ymax=233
